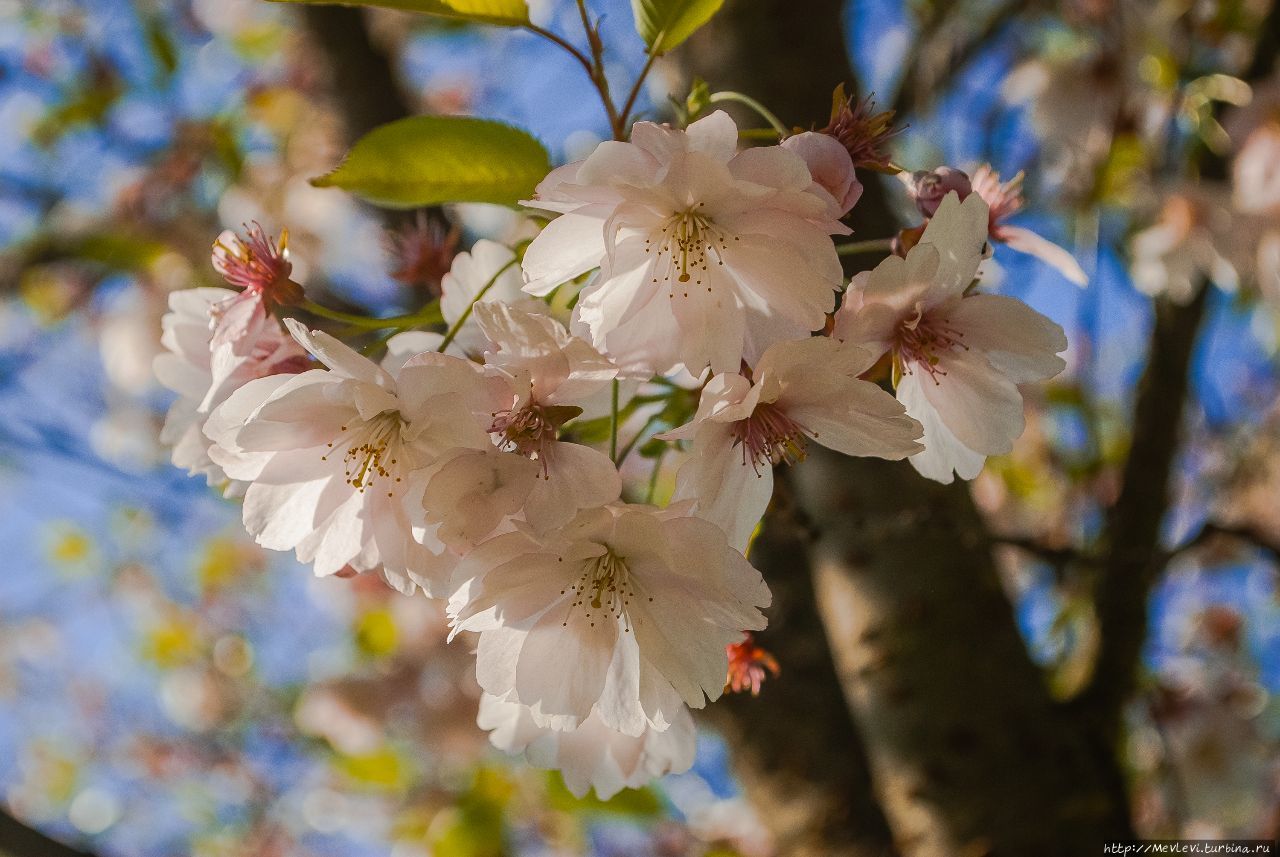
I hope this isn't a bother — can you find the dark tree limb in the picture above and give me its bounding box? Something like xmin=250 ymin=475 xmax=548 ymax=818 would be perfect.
xmin=1077 ymin=288 xmax=1209 ymax=740
xmin=1171 ymin=521 xmax=1280 ymax=567
xmin=0 ymin=809 xmax=98 ymax=857
xmin=688 ymin=1 xmax=1134 ymax=854
xmin=298 ymin=5 xmax=443 ymax=234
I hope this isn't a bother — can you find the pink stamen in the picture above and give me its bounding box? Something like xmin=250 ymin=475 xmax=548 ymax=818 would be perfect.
xmin=489 ymin=403 xmax=557 ymax=475
xmin=897 ymin=306 xmax=968 ymax=384
xmin=730 ymin=401 xmax=814 ymax=473
xmin=212 ymin=222 xmax=300 ymax=307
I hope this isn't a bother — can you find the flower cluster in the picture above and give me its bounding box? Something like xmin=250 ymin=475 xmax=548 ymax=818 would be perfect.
xmin=157 ymin=110 xmax=1071 ymax=797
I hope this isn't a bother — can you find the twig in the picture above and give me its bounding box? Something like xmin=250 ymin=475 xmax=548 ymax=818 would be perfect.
xmin=1168 ymin=521 xmax=1280 ymax=566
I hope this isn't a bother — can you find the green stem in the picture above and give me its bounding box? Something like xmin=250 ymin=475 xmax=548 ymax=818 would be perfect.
xmin=616 ymin=411 xmax=664 ymax=465
xmin=609 ymin=379 xmax=620 ymax=463
xmin=738 ymin=127 xmax=783 ymax=141
xmin=644 ymin=447 xmax=667 ymax=505
xmin=302 ymin=299 xmax=443 ymax=329
xmin=708 ymin=91 xmax=789 ymax=137
xmin=436 ymin=258 xmax=518 ymax=353
xmin=836 ymin=237 xmax=895 ymax=256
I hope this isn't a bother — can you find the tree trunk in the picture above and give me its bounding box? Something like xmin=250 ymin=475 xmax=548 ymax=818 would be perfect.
xmin=705 ymin=482 xmax=898 ymax=857
xmin=793 ymin=455 xmax=1132 ymax=856
xmin=689 ymin=2 xmax=1135 ymax=854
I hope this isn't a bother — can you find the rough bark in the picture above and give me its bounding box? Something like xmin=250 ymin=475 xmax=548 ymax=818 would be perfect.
xmin=793 ymin=454 xmax=1133 ymax=857
xmin=704 ymin=482 xmax=898 ymax=857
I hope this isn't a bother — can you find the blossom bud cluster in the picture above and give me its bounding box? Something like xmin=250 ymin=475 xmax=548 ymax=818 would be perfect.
xmin=156 ymin=111 xmax=1074 ymax=797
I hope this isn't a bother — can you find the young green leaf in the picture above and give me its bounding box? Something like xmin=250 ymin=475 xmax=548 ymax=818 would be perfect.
xmin=312 ymin=116 xmax=551 ymax=208
xmin=271 ymin=0 xmax=528 ymax=27
xmin=630 ymin=0 xmax=724 ymax=54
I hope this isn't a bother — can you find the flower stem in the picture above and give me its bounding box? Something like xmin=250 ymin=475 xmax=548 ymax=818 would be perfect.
xmin=836 ymin=237 xmax=895 ymax=256
xmin=616 ymin=411 xmax=664 ymax=465
xmin=609 ymin=379 xmax=620 ymax=463
xmin=708 ymin=91 xmax=789 ymax=138
xmin=645 ymin=447 xmax=667 ymax=505
xmin=436 ymin=258 xmax=518 ymax=353
xmin=302 ymin=299 xmax=443 ymax=329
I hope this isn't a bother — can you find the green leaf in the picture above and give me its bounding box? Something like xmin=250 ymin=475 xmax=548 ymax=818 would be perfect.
xmin=630 ymin=0 xmax=724 ymax=53
xmin=271 ymin=0 xmax=528 ymax=26
xmin=312 ymin=116 xmax=551 ymax=208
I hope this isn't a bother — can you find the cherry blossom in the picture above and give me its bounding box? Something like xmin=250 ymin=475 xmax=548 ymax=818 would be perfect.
xmin=521 ymin=110 xmax=849 ymax=376
xmin=153 ymin=287 xmax=308 ymax=492
xmin=448 ymin=503 xmax=770 ymax=735
xmin=820 ymin=87 xmax=899 ymax=173
xmin=662 ymin=336 xmax=921 ymax=550
xmin=834 ymin=192 xmax=1067 ymax=483
xmin=474 ymin=302 xmax=622 ymax=531
xmin=204 ymin=319 xmax=503 ymax=594
xmin=1130 ymin=192 xmax=1239 ymax=303
xmin=206 ymin=224 xmax=303 ymax=409
xmin=1233 ymin=121 xmax=1280 ymax=216
xmin=906 ymin=167 xmax=972 ymax=218
xmin=477 ymin=694 xmax=696 ymax=799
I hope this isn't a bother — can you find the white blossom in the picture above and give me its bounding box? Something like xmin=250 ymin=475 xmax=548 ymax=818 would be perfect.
xmin=834 ymin=192 xmax=1067 ymax=483
xmin=662 ymin=336 xmax=921 ymax=550
xmin=154 ymin=287 xmax=307 ymax=492
xmin=477 ymin=693 xmax=696 ymax=799
xmin=204 ymin=319 xmax=503 ymax=594
xmin=440 ymin=239 xmax=541 ymax=357
xmin=475 ymin=302 xmax=622 ymax=531
xmin=521 ymin=110 xmax=849 ymax=376
xmin=448 ymin=503 xmax=770 ymax=735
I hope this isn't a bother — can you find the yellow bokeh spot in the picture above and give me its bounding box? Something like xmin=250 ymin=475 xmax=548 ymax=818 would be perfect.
xmin=335 ymin=747 xmax=407 ymax=790
xmin=142 ymin=619 xmax=200 ymax=669
xmin=355 ymin=608 xmax=399 ymax=658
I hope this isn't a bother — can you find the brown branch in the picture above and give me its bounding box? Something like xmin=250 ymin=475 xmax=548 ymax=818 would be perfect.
xmin=0 ymin=808 xmax=99 ymax=857
xmin=297 ymin=5 xmax=443 ymax=232
xmin=1169 ymin=520 xmax=1280 ymax=567
xmin=298 ymin=6 xmax=415 ymax=141
xmin=991 ymin=534 xmax=1092 ymax=576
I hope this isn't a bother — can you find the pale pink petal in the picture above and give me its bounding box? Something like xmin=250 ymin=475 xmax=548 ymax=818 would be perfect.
xmin=998 ymin=225 xmax=1088 ymax=286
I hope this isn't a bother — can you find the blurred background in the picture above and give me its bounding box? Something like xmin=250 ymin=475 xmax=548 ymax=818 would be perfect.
xmin=2 ymin=0 xmax=1280 ymax=855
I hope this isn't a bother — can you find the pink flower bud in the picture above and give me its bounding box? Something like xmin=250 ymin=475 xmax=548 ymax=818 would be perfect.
xmin=907 ymin=167 xmax=972 ymax=218
xmin=782 ymin=131 xmax=864 ymax=217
